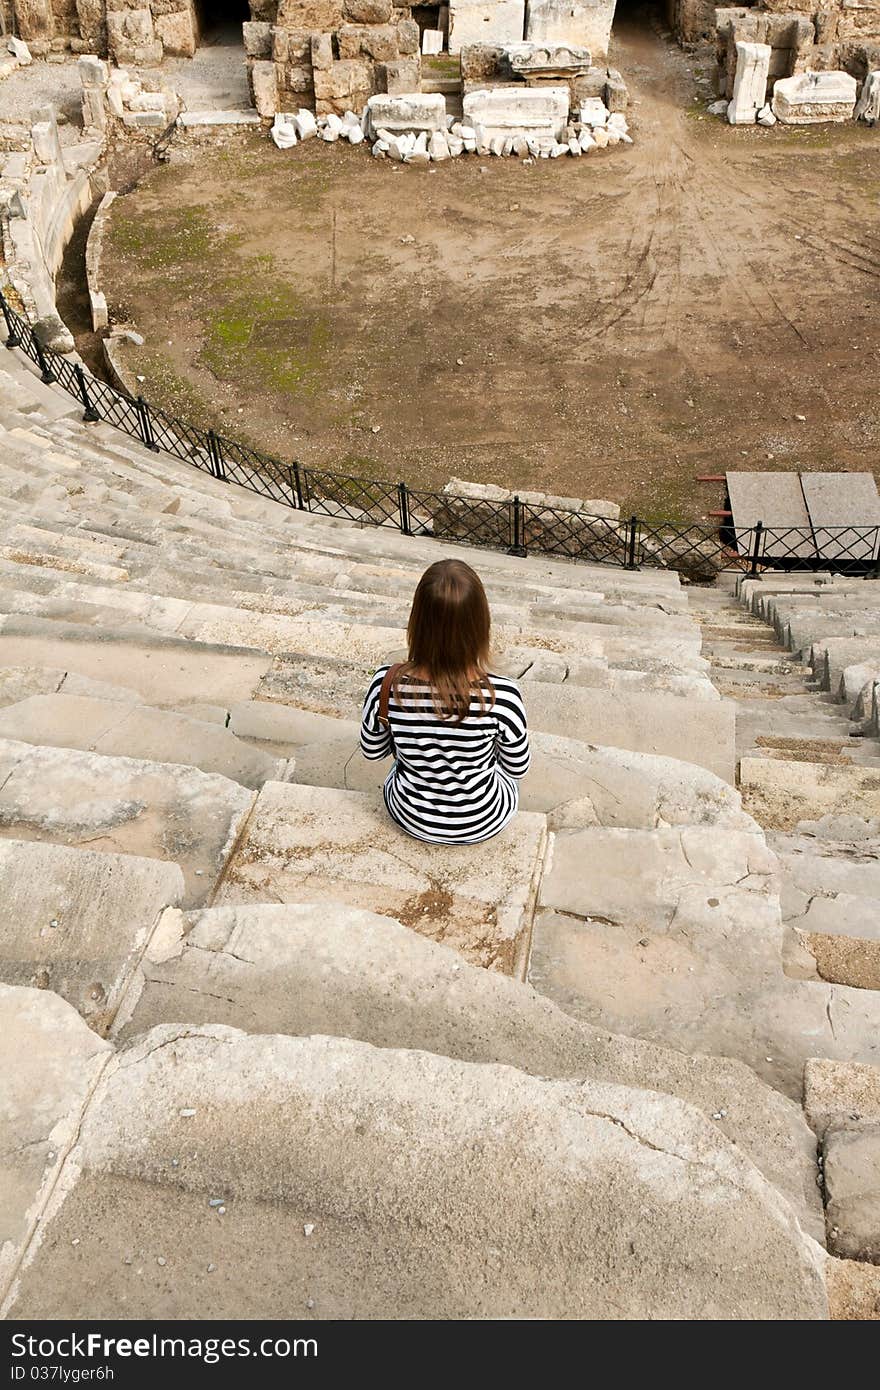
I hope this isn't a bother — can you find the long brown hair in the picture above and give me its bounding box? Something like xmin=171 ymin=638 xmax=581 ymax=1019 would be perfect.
xmin=394 ymin=559 xmax=494 ymax=722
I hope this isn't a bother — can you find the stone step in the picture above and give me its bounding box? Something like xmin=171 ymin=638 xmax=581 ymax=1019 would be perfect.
xmin=747 ymin=734 xmax=880 ymax=769
xmin=791 ymin=891 xmax=880 ymax=992
xmin=0 ymin=562 xmax=704 ymax=674
xmin=113 ymin=900 xmax=821 ymax=1238
xmin=0 ymin=614 xmax=274 ymax=710
xmin=0 ymin=838 xmax=182 ymax=1033
xmin=14 ymin=425 xmax=687 ymax=600
xmin=529 ymin=824 xmax=880 ymax=1096
xmin=0 ymin=573 xmax=709 ymax=697
xmin=255 ymin=649 xmax=734 ymax=779
xmin=4 ymin=499 xmax=690 ymax=615
xmin=215 ymin=780 xmax=547 ymax=978
xmin=740 ymin=759 xmax=880 ymax=831
xmin=0 ymin=663 xmax=144 ymax=708
xmin=738 ymin=575 xmax=853 ymax=618
xmin=0 ymin=736 xmax=254 ymax=906
xmin=0 ymin=694 xmax=285 ymax=790
xmin=1 ymin=989 xmax=827 ymax=1320
xmin=289 ymin=727 xmax=752 ymax=830
xmin=811 ymin=638 xmax=880 ymax=701
xmin=0 ymin=984 xmax=112 ymax=1302
xmin=0 ymin=358 xmax=80 ymax=421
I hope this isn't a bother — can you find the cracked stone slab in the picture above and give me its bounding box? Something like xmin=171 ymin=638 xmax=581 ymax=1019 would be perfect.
xmin=4 ymin=1027 xmax=828 ymax=1320
xmin=0 ymin=694 xmax=281 ymax=790
xmin=217 ymin=782 xmax=547 ymax=976
xmin=0 ymin=738 xmax=254 ymax=907
xmin=0 ymin=665 xmax=143 ymax=709
xmin=0 ymin=839 xmax=183 ymax=1034
xmin=113 ymin=901 xmax=823 ymax=1238
xmin=531 ymin=826 xmax=880 ymax=1094
xmin=0 ymin=619 xmax=273 ymax=711
xmin=0 ymin=985 xmax=112 ymax=1307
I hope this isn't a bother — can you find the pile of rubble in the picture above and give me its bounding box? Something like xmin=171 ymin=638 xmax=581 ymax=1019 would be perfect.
xmin=271 ymin=88 xmax=632 ymax=163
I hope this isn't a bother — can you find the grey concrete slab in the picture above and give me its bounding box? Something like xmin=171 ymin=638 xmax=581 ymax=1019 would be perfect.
xmin=801 ymin=473 xmax=880 ymax=564
xmin=726 ymin=472 xmax=814 ymax=559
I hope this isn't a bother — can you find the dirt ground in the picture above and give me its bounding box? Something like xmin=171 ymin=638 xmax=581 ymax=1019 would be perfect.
xmin=101 ymin=8 xmax=880 ymax=522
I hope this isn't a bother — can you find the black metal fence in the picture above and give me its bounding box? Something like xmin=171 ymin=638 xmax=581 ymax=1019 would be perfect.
xmin=3 ymin=291 xmax=879 ymax=580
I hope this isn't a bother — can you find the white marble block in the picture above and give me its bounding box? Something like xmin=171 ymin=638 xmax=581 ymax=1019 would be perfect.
xmin=366 ymin=93 xmax=447 ymax=135
xmin=727 ymin=42 xmax=771 ymax=125
xmin=463 ymin=85 xmax=569 ymax=139
xmin=772 ymin=70 xmax=857 ymax=125
xmin=855 ymin=71 xmax=880 ymax=126
xmin=448 ymin=0 xmax=526 ymax=55
xmin=422 ymin=29 xmax=444 ymax=55
xmin=525 ymin=0 xmax=616 ymax=63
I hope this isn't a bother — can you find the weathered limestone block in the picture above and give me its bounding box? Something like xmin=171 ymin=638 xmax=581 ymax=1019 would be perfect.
xmin=81 ymin=87 xmax=107 ymax=130
xmin=30 ymin=119 xmax=64 ymax=169
xmin=339 ymin=23 xmax=400 ymax=61
xmin=277 ymin=0 xmax=345 ymax=26
xmin=243 ymin=20 xmax=274 ymax=57
xmin=313 ymin=57 xmax=375 ymax=113
xmin=75 ymin=0 xmax=107 ymax=49
xmin=154 ymin=9 xmax=198 ymax=59
xmin=397 ymin=17 xmax=420 ymax=52
xmin=855 ymin=71 xmax=880 ymax=126
xmin=0 ymin=985 xmax=112 ymax=1303
xmin=525 ymin=0 xmax=616 ymax=62
xmin=9 ymin=0 xmax=55 ymax=42
xmin=727 ymin=41 xmax=771 ymax=124
xmin=605 ymin=65 xmax=627 ymax=112
xmin=250 ymin=58 xmax=279 ymax=116
xmin=77 ymin=53 xmax=108 ymax=88
xmin=463 ymin=84 xmax=570 ymax=138
xmin=824 ymin=1125 xmax=880 ymax=1263
xmin=772 ymin=70 xmax=858 ymax=123
xmin=311 ymin=31 xmax=333 ymax=68
xmin=366 ymin=90 xmax=447 ymax=132
xmin=381 ymin=56 xmax=422 ymax=93
xmin=343 ymin=0 xmax=393 ymax=19
xmin=3 ymin=1025 xmax=829 ymax=1320
xmin=507 ymin=40 xmax=593 ymax=78
xmin=448 ymin=0 xmax=526 ymax=55
xmin=460 ymin=41 xmax=511 ymax=82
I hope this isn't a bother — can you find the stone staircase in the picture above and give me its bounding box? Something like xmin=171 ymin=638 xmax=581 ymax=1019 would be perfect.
xmin=0 ymin=344 xmax=878 ymax=1318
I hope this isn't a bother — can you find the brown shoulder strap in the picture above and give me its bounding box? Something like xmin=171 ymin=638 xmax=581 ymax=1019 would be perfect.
xmin=378 ymin=663 xmax=404 ymax=727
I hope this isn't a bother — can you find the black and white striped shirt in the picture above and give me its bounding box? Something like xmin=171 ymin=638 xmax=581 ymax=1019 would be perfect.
xmin=360 ymin=666 xmax=531 ymax=845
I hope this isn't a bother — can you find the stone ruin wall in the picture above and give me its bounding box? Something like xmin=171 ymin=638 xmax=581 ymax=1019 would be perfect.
xmin=256 ymin=0 xmax=423 ymax=117
xmin=3 ymin=0 xmax=879 ymax=108
xmin=715 ymin=2 xmax=880 ymax=97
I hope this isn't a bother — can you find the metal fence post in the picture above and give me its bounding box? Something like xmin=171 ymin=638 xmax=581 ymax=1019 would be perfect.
xmin=33 ymin=336 xmax=55 ymax=384
xmin=206 ymin=430 xmax=226 ymax=480
xmin=135 ymin=395 xmax=160 ymax=452
xmin=624 ymin=515 xmax=639 ymax=569
xmin=74 ymin=364 xmax=100 ymax=423
xmin=0 ymin=294 xmax=22 ymax=350
xmin=507 ymin=495 xmax=527 ymax=557
xmin=870 ymin=527 xmax=880 ymax=581
xmin=749 ymin=520 xmax=764 ymax=579
xmin=397 ymin=481 xmax=411 ymax=536
xmin=291 ymin=461 xmax=305 ymax=510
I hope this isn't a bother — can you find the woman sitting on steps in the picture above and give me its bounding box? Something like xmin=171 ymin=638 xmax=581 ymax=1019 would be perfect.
xmin=360 ymin=558 xmax=531 ymax=845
